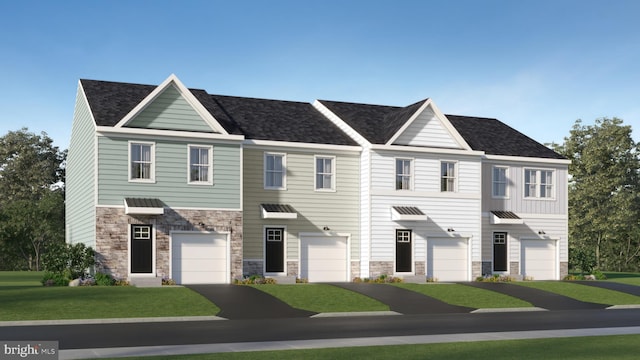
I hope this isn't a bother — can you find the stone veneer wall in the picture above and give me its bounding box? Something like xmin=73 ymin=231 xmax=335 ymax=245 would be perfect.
xmin=350 ymin=261 xmax=360 ymax=280
xmin=482 ymin=261 xmax=492 ymax=276
xmin=243 ymin=260 xmax=263 ymax=277
xmin=560 ymin=262 xmax=568 ymax=279
xmin=369 ymin=261 xmax=393 ymax=278
xmin=286 ymin=261 xmax=299 ymax=277
xmin=510 ymin=261 xmax=520 ymax=275
xmin=471 ymin=261 xmax=482 ymax=279
xmin=95 ymin=207 xmax=242 ymax=281
xmin=415 ymin=261 xmax=425 ymax=276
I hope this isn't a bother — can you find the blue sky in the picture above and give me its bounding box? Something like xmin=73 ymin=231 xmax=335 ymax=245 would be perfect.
xmin=1 ymin=0 xmax=639 ymax=149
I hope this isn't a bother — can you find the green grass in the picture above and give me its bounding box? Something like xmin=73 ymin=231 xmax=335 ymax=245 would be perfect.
xmin=0 ymin=286 xmax=220 ymax=321
xmin=516 ymin=281 xmax=640 ymax=305
xmin=0 ymin=271 xmax=43 ymax=287
xmin=95 ymin=334 xmax=640 ymax=360
xmin=393 ymin=283 xmax=532 ymax=308
xmin=603 ymin=272 xmax=640 ymax=286
xmin=250 ymin=284 xmax=389 ymax=312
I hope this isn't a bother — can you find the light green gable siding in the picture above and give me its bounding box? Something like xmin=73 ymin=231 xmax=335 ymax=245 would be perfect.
xmin=243 ymin=148 xmax=360 ymax=261
xmin=97 ymin=136 xmax=241 ymax=209
xmin=66 ymin=87 xmax=96 ymax=247
xmin=126 ymin=85 xmax=216 ymax=133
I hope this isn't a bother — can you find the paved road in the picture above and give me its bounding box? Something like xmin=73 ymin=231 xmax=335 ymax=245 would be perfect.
xmin=2 ymin=309 xmax=640 ymax=350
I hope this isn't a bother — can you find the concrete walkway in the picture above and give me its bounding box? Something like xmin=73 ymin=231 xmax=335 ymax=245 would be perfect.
xmin=331 ymin=283 xmax=472 ymax=314
xmin=187 ymin=284 xmax=316 ymax=319
xmin=59 ymin=326 xmax=640 ymax=360
xmin=461 ymin=282 xmax=607 ymax=310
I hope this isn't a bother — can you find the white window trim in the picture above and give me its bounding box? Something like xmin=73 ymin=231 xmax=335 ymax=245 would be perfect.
xmin=395 ymin=158 xmax=414 ymax=191
xmin=492 ymin=166 xmax=509 ymax=199
xmin=314 ymin=155 xmax=336 ymax=192
xmin=440 ymin=160 xmax=457 ymax=192
xmin=187 ymin=144 xmax=214 ymax=185
xmin=523 ymin=168 xmax=556 ymax=200
xmin=128 ymin=141 xmax=156 ymax=183
xmin=263 ymin=225 xmax=287 ymax=276
xmin=264 ymin=152 xmax=287 ymax=190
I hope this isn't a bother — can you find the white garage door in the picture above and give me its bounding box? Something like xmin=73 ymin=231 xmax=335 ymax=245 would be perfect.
xmin=427 ymin=238 xmax=468 ymax=281
xmin=172 ymin=232 xmax=228 ymax=284
xmin=300 ymin=235 xmax=348 ymax=282
xmin=521 ymin=240 xmax=556 ymax=280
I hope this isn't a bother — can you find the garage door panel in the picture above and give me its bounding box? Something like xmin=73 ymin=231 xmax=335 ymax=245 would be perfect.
xmin=172 ymin=232 xmax=228 ymax=284
xmin=427 ymin=238 xmax=468 ymax=282
xmin=521 ymin=240 xmax=556 ymax=280
xmin=300 ymin=236 xmax=348 ymax=283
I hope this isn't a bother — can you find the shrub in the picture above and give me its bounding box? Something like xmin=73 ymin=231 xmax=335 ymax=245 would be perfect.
xmin=426 ymin=277 xmax=439 ymax=283
xmin=94 ymin=272 xmax=115 ymax=286
xmin=354 ymin=274 xmax=404 ymax=283
xmin=295 ymin=278 xmax=308 ymax=283
xmin=476 ymin=274 xmax=514 ymax=282
xmin=42 ymin=242 xmax=96 ymax=279
xmin=563 ymin=274 xmax=585 ymax=281
xmin=234 ymin=275 xmax=277 ymax=285
xmin=592 ymin=270 xmax=607 ymax=280
xmin=162 ymin=277 xmax=177 ymax=286
xmin=41 ymin=270 xmax=71 ymax=286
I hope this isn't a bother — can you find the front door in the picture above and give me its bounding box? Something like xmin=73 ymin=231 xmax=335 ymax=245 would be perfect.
xmin=265 ymin=227 xmax=285 ymax=273
xmin=493 ymin=232 xmax=508 ymax=272
xmin=396 ymin=229 xmax=412 ymax=272
xmin=131 ymin=224 xmax=153 ymax=273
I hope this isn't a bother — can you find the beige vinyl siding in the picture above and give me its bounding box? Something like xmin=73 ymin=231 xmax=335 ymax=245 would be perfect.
xmin=66 ymin=87 xmax=96 ymax=247
xmin=243 ymin=148 xmax=360 ymax=261
xmin=393 ymin=107 xmax=461 ymax=149
xmin=126 ymin=85 xmax=215 ymax=133
xmin=97 ymin=137 xmax=241 ymax=209
xmin=482 ymin=161 xmax=568 ymax=214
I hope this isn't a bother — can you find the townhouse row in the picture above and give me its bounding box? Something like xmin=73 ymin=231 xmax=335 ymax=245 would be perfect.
xmin=66 ymin=75 xmax=569 ymax=284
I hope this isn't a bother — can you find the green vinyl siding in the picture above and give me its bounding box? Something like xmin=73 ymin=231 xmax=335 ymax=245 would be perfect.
xmin=125 ymin=85 xmax=215 ymax=133
xmin=243 ymin=148 xmax=360 ymax=260
xmin=66 ymin=87 xmax=96 ymax=247
xmin=97 ymin=137 xmax=241 ymax=209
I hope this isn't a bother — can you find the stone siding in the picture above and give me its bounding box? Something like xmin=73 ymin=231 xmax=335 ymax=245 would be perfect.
xmin=482 ymin=261 xmax=492 ymax=276
xmin=472 ymin=261 xmax=482 ymax=279
xmin=414 ymin=261 xmax=425 ymax=276
xmin=510 ymin=261 xmax=520 ymax=275
xmin=560 ymin=262 xmax=568 ymax=279
xmin=369 ymin=261 xmax=393 ymax=278
xmin=95 ymin=207 xmax=243 ymax=282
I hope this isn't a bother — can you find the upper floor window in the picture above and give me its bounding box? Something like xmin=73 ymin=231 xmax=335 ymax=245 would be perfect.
xmin=188 ymin=145 xmax=213 ymax=185
xmin=396 ymin=159 xmax=412 ymax=190
xmin=492 ymin=166 xmax=508 ymax=198
xmin=264 ymin=153 xmax=286 ymax=189
xmin=315 ymin=156 xmax=335 ymax=191
xmin=524 ymin=169 xmax=554 ymax=198
xmin=129 ymin=142 xmax=155 ymax=182
xmin=441 ymin=161 xmax=456 ymax=192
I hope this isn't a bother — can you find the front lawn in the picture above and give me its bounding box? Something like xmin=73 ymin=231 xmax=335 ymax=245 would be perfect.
xmin=515 ymin=281 xmax=640 ymax=305
xmin=0 ymin=286 xmax=219 ymax=321
xmin=393 ymin=283 xmax=532 ymax=309
xmin=94 ymin=334 xmax=640 ymax=360
xmin=0 ymin=271 xmax=43 ymax=287
xmin=250 ymin=284 xmax=389 ymax=313
xmin=603 ymin=272 xmax=640 ymax=286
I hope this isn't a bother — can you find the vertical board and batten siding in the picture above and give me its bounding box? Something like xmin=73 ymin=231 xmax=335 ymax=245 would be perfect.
xmin=242 ymin=148 xmax=360 ymax=261
xmin=370 ymin=195 xmax=481 ymax=262
xmin=97 ymin=137 xmax=241 ymax=209
xmin=66 ymin=88 xmax=96 ymax=247
xmin=371 ymin=151 xmax=481 ymax=194
xmin=482 ymin=162 xmax=568 ymax=214
xmin=125 ymin=85 xmax=215 ymax=133
xmin=393 ymin=107 xmax=461 ymax=149
xmin=481 ymin=216 xmax=568 ymax=265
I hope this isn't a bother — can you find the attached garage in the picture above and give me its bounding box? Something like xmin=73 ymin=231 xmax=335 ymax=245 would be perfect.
xmin=171 ymin=232 xmax=229 ymax=284
xmin=427 ymin=238 xmax=469 ymax=281
xmin=521 ymin=239 xmax=557 ymax=280
xmin=299 ymin=234 xmax=349 ymax=282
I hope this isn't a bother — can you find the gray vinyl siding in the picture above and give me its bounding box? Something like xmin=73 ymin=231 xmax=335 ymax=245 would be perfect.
xmin=125 ymin=85 xmax=216 ymax=133
xmin=66 ymin=87 xmax=96 ymax=247
xmin=482 ymin=161 xmax=568 ymax=214
xmin=243 ymin=148 xmax=360 ymax=261
xmin=97 ymin=136 xmax=241 ymax=209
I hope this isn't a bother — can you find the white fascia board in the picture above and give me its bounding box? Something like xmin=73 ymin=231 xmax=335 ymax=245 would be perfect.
xmin=312 ymin=100 xmax=372 ymax=148
xmin=78 ymin=81 xmax=99 ymax=131
xmin=125 ymin=207 xmax=164 ymax=215
xmin=390 ymin=208 xmax=428 ymax=221
xmin=261 ymin=207 xmax=297 ymax=219
xmin=431 ymin=101 xmax=474 ymax=151
xmin=484 ymin=154 xmax=571 ymax=165
xmin=96 ymin=126 xmax=244 ymax=143
xmin=113 ymin=74 xmax=229 ymax=135
xmin=371 ymin=144 xmax=484 ymax=157
xmin=385 ymin=99 xmax=428 ymax=146
xmin=243 ymin=139 xmax=361 ymax=153
xmin=490 ymin=214 xmax=524 ymax=225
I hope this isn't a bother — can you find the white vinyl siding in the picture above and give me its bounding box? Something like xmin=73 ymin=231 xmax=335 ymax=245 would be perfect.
xmin=395 ymin=158 xmax=412 ymax=190
xmin=392 ymin=106 xmax=461 ymax=149
xmin=129 ymin=141 xmax=155 ymax=182
xmin=315 ymin=155 xmax=335 ymax=191
xmin=188 ymin=145 xmax=213 ymax=185
xmin=264 ymin=152 xmax=286 ymax=190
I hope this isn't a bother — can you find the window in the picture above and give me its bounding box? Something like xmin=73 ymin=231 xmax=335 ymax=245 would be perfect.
xmin=130 ymin=142 xmax=154 ymax=182
xmin=492 ymin=166 xmax=508 ymax=197
xmin=396 ymin=229 xmax=411 ymax=242
xmin=264 ymin=153 xmax=286 ymax=189
xmin=132 ymin=225 xmax=151 ymax=240
xmin=266 ymin=228 xmax=283 ymax=242
xmin=441 ymin=161 xmax=456 ymax=192
xmin=396 ymin=159 xmax=412 ymax=190
xmin=524 ymin=169 xmax=554 ymax=198
xmin=315 ymin=156 xmax=335 ymax=191
xmin=188 ymin=145 xmax=213 ymax=184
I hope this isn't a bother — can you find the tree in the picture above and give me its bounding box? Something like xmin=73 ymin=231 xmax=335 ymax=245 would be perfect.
xmin=0 ymin=129 xmax=66 ymax=270
xmin=559 ymin=118 xmax=640 ymax=272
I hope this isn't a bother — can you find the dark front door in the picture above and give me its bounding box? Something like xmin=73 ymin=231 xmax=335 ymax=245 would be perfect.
xmin=265 ymin=227 xmax=285 ymax=273
xmin=396 ymin=229 xmax=412 ymax=272
xmin=131 ymin=225 xmax=152 ymax=273
xmin=493 ymin=232 xmax=508 ymax=272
